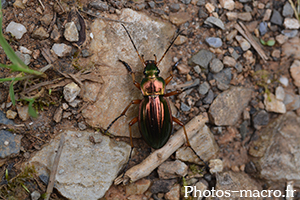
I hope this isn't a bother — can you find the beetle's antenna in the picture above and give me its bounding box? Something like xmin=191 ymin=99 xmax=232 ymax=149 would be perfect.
xmin=121 ymin=24 xmax=146 ymax=67
xmin=157 ymin=29 xmax=184 ymax=66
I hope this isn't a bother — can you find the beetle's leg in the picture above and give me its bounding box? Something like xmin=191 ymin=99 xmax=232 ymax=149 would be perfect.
xmin=122 ymin=117 xmax=138 ymax=177
xmin=119 ymin=59 xmax=141 ymax=90
xmin=164 ymin=90 xmax=181 ymax=97
xmin=104 ymin=100 xmax=141 ymax=134
xmin=172 ymin=116 xmax=209 ymax=168
xmin=164 ymin=74 xmax=173 ymax=85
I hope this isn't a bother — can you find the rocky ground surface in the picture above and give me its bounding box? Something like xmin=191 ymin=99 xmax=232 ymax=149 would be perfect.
xmin=0 ymin=0 xmax=300 ymax=199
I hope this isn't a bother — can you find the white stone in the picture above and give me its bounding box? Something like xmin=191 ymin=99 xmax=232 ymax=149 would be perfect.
xmin=26 ymin=131 xmax=131 ymax=200
xmin=51 ymin=43 xmax=72 ymax=57
xmin=226 ymin=12 xmax=238 ymax=20
xmin=63 ymin=82 xmax=81 ymax=103
xmin=5 ymin=21 xmax=27 ymax=39
xmin=220 ymin=0 xmax=235 ymax=10
xmin=64 ymin=21 xmax=79 ymax=42
xmin=275 ymin=86 xmax=285 ymax=101
xmin=264 ymin=93 xmax=286 ymax=114
xmin=209 ymin=159 xmax=223 ymax=173
xmin=279 ymin=76 xmax=289 ymax=87
xmin=19 ymin=46 xmax=32 ymax=54
xmin=284 ymin=18 xmax=300 ymax=29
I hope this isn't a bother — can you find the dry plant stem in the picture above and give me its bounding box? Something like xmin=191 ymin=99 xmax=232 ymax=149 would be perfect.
xmin=80 ymin=10 xmax=131 ymax=24
xmin=235 ymin=22 xmax=268 ymax=63
xmin=38 ymin=0 xmax=45 ymax=10
xmin=45 ymin=134 xmax=65 ymax=200
xmin=114 ymin=114 xmax=208 ymax=185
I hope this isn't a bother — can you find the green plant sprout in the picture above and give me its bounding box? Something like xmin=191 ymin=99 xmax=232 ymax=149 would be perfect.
xmin=0 ymin=0 xmax=44 ymax=117
xmin=260 ymin=38 xmax=275 ymax=46
xmin=1 ymin=165 xmax=36 ymax=198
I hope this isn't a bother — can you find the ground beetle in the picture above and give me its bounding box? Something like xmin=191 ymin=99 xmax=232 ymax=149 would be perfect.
xmin=105 ymin=24 xmax=205 ymax=170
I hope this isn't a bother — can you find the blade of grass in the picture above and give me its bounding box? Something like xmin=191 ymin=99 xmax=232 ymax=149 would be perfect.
xmin=0 ymin=2 xmax=42 ymax=76
xmin=9 ymin=80 xmax=16 ymax=105
xmin=25 ymin=98 xmax=38 ymax=118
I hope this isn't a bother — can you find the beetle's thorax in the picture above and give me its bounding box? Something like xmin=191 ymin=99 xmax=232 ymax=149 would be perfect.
xmin=141 ymin=60 xmax=165 ymax=96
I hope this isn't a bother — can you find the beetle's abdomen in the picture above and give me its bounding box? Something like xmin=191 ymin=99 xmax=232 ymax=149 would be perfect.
xmin=139 ymin=95 xmax=172 ymax=149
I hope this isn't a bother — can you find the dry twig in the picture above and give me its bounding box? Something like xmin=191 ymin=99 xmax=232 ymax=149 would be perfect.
xmin=45 ymin=134 xmax=65 ymax=200
xmin=235 ymin=21 xmax=268 ymax=63
xmin=114 ymin=114 xmax=208 ymax=185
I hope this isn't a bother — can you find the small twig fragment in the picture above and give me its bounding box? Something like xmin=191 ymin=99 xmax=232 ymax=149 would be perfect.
xmin=45 ymin=134 xmax=65 ymax=200
xmin=235 ymin=22 xmax=268 ymax=63
xmin=114 ymin=115 xmax=209 ymax=185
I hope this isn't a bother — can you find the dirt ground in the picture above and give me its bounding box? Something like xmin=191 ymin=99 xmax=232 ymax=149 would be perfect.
xmin=0 ymin=0 xmax=299 ymax=199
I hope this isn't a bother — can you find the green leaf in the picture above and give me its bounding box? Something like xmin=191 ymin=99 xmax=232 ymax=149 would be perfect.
xmin=21 ymin=183 xmax=30 ymax=193
xmin=5 ymin=169 xmax=9 ymax=181
xmin=9 ymin=81 xmax=16 ymax=106
xmin=260 ymin=38 xmax=266 ymax=45
xmin=28 ymin=100 xmax=38 ymax=118
xmin=266 ymin=40 xmax=275 ymax=46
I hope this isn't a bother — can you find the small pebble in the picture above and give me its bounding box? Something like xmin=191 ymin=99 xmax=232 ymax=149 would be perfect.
xmin=219 ymin=0 xmax=235 ymax=10
xmin=64 ymin=21 xmax=79 ymax=42
xmin=275 ymin=86 xmax=285 ymax=101
xmin=5 ymin=21 xmax=27 ymax=39
xmin=283 ymin=18 xmax=300 ymax=29
xmin=169 ymin=3 xmax=180 ymax=12
xmin=205 ymin=37 xmax=222 ymax=48
xmin=259 ymin=22 xmax=268 ymax=36
xmin=210 ymin=58 xmax=224 ymax=73
xmin=63 ymin=82 xmax=81 ymax=103
xmin=6 ymin=110 xmax=17 ymax=119
xmin=237 ymin=12 xmax=252 ymax=21
xmin=62 ymin=103 xmax=69 ymax=110
xmin=252 ymin=110 xmax=269 ymax=126
xmin=177 ymin=64 xmax=190 ymax=74
xmin=276 ymin=34 xmax=288 ymax=44
xmin=19 ymin=46 xmax=32 ymax=54
xmin=89 ymin=0 xmax=109 ymax=11
xmin=281 ymin=30 xmax=298 ymax=38
xmin=15 ymin=51 xmax=31 ymax=65
xmin=205 ymin=3 xmax=215 ymax=13
xmin=31 ymin=27 xmax=49 ymax=40
xmin=52 ymin=43 xmax=72 ymax=57
xmin=181 ymin=102 xmax=191 ymax=112
xmin=193 ymin=65 xmax=201 ymax=74
xmin=202 ymin=89 xmax=214 ymax=104
xmin=204 ymin=16 xmax=225 ymax=30
xmin=263 ymin=9 xmax=272 ymax=21
xmin=226 ymin=29 xmax=238 ymax=41
xmin=31 ymin=191 xmax=41 ymax=200
xmin=270 ymin=10 xmax=283 ymax=26
xmin=78 ymin=121 xmax=87 ymax=130
xmin=282 ymin=2 xmax=294 ymax=17
xmin=198 ymin=81 xmax=210 ymax=95
xmin=235 ymin=35 xmax=251 ymax=51
xmin=209 ymin=159 xmax=223 ymax=173
xmin=223 ymin=56 xmax=236 ymax=67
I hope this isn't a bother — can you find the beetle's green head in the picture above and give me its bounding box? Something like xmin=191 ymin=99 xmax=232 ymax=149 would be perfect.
xmin=144 ymin=60 xmax=160 ymax=77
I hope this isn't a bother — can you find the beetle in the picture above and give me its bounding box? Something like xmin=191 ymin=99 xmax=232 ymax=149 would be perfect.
xmin=105 ymin=24 xmax=204 ymax=168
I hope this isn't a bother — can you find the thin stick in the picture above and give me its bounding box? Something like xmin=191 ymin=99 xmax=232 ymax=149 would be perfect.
xmin=235 ymin=22 xmax=268 ymax=63
xmin=38 ymin=0 xmax=45 ymax=10
xmin=45 ymin=134 xmax=65 ymax=200
xmin=114 ymin=114 xmax=209 ymax=185
xmin=80 ymin=10 xmax=131 ymax=24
